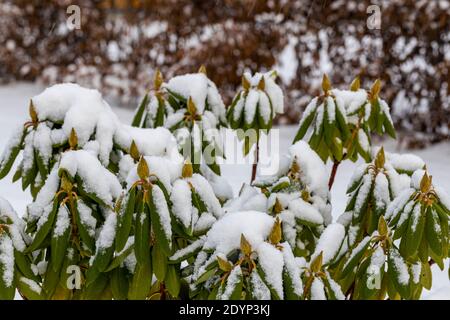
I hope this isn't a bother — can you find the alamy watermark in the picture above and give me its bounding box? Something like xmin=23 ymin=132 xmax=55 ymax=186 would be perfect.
xmin=66 ymin=5 xmax=81 ymax=30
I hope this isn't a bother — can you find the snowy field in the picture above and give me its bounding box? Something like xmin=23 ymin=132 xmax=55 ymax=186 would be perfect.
xmin=0 ymin=82 xmax=448 ymax=299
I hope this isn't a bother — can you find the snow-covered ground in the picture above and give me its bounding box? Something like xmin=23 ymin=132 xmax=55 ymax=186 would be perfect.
xmin=0 ymin=82 xmax=448 ymax=299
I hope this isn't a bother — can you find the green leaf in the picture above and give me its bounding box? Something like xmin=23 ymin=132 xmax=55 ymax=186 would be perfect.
xmin=387 ymin=248 xmax=411 ymax=299
xmin=14 ymin=250 xmax=40 ymax=282
xmin=426 ymin=207 xmax=443 ymax=257
xmin=0 ymin=127 xmax=26 ymax=179
xmin=110 ymin=267 xmax=129 ymax=300
xmin=131 ymin=93 xmax=149 ymax=127
xmin=134 ymin=200 xmax=150 ymax=265
xmin=403 ymin=204 xmax=426 ymax=258
xmin=152 ymin=242 xmax=168 ymax=282
xmin=128 ymin=261 xmax=152 ymax=300
xmin=83 ymin=273 xmax=109 ymax=300
xmin=115 ymin=188 xmax=136 ymax=252
xmin=50 ymin=215 xmax=71 ymax=273
xmin=73 ymin=200 xmax=96 ymax=253
xmin=165 ymin=264 xmax=181 ymax=297
xmin=340 ymin=237 xmax=371 ymax=279
xmin=293 ymin=107 xmax=316 ymax=143
xmin=105 ymin=244 xmax=135 ymax=273
xmin=16 ymin=275 xmax=42 ymax=300
xmin=26 ymin=199 xmax=59 ymax=253
xmin=148 ymin=187 xmax=172 ymax=256
xmin=42 ymin=259 xmax=61 ymax=298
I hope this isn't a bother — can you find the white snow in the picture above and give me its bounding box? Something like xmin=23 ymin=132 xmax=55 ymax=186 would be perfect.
xmin=250 ymin=270 xmax=271 ymax=300
xmin=288 ymin=198 xmax=324 ymax=225
xmin=20 ymin=277 xmax=41 ymax=294
xmin=60 ymin=150 xmax=122 ymax=205
xmin=0 ymin=83 xmax=449 ymax=299
xmin=77 ymin=200 xmax=96 ymax=237
xmin=203 ymin=211 xmax=274 ymax=254
xmin=218 ymin=265 xmax=242 ymax=300
xmin=189 ymin=174 xmax=223 ymax=219
xmin=95 ymin=211 xmax=116 ymax=251
xmin=152 ymin=184 xmax=172 ymax=245
xmin=0 ymin=234 xmax=14 ymax=287
xmin=53 ymin=204 xmax=70 ymax=237
xmin=256 ymin=241 xmax=284 ymax=299
xmin=289 ymin=140 xmax=329 ymax=199
xmin=170 ymin=179 xmax=192 ymax=229
xmin=310 ymin=277 xmax=326 ymax=300
xmin=312 ymin=223 xmax=345 ymax=265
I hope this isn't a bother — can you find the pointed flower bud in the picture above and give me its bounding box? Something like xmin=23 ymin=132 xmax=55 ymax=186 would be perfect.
xmin=350 ymin=76 xmax=360 ymax=91
xmin=240 ymin=234 xmax=252 ymax=256
xmin=137 ymin=156 xmax=150 ymax=180
xmin=69 ymin=128 xmax=78 ymax=150
xmin=322 ymin=74 xmax=332 ymax=93
xmin=182 ymin=160 xmax=193 ymax=178
xmin=154 ymin=69 xmax=163 ymax=90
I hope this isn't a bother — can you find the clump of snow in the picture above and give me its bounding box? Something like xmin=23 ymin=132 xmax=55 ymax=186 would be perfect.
xmin=95 ymin=211 xmax=117 ymax=251
xmin=170 ymin=179 xmax=193 ymax=229
xmin=332 ymin=89 xmax=367 ymax=115
xmin=289 ymin=141 xmax=329 ymax=199
xmin=256 ymin=242 xmax=284 ymax=299
xmin=250 ymin=270 xmax=271 ymax=300
xmin=389 ymin=248 xmax=410 ymax=285
xmin=30 ymin=83 xmax=180 ymax=168
xmin=60 ymin=150 xmax=122 ymax=205
xmin=0 ymin=196 xmax=27 ymax=251
xmin=312 ymin=223 xmax=345 ymax=265
xmin=152 ymin=184 xmax=172 ymax=246
xmin=224 ymin=184 xmax=267 ymax=213
xmin=386 ymin=152 xmax=425 ymax=174
xmin=0 ymin=234 xmax=14 ymax=287
xmin=53 ymin=204 xmax=70 ymax=237
xmin=27 ymin=167 xmax=60 ymax=221
xmin=310 ymin=277 xmax=326 ymax=300
xmin=203 ymin=211 xmax=274 ymax=254
xmin=218 ymin=265 xmax=242 ymax=300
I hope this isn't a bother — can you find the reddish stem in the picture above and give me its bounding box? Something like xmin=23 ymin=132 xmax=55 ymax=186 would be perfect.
xmin=251 ymin=138 xmax=260 ymax=183
xmin=328 ymin=160 xmax=341 ymax=190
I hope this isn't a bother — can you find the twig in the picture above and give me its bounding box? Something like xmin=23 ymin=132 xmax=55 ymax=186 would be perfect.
xmin=328 ymin=160 xmax=340 ymax=189
xmin=251 ymin=138 xmax=260 ymax=183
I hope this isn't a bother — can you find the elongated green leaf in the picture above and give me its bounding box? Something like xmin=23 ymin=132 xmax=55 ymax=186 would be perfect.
xmin=110 ymin=267 xmax=129 ymax=300
xmin=0 ymin=127 xmax=26 ymax=179
xmin=128 ymin=261 xmax=152 ymax=300
xmin=165 ymin=264 xmax=181 ymax=297
xmin=152 ymin=242 xmax=167 ymax=282
xmin=26 ymin=199 xmax=59 ymax=253
xmin=131 ymin=93 xmax=149 ymax=127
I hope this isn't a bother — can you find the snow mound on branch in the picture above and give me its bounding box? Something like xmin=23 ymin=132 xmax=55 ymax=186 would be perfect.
xmin=289 ymin=141 xmax=329 ymax=199
xmin=224 ymin=184 xmax=267 ymax=213
xmin=31 ymin=83 xmax=179 ymax=166
xmin=60 ymin=150 xmax=122 ymax=205
xmin=203 ymin=211 xmax=274 ymax=254
xmin=163 ymin=73 xmax=226 ymax=122
xmin=0 ymin=196 xmax=27 ymax=252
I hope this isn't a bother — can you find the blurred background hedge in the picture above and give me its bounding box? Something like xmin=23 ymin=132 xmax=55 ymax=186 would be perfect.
xmin=0 ymin=0 xmax=448 ymax=146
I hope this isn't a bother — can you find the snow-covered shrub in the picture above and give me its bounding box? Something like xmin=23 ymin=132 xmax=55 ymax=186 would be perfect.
xmin=0 ymin=84 xmax=177 ymax=199
xmin=131 ymin=68 xmax=227 ymax=175
xmin=110 ymin=158 xmax=224 ymax=299
xmin=332 ymin=217 xmax=426 ymax=300
xmin=0 ymin=197 xmax=33 ymax=300
xmin=293 ymin=76 xmax=396 ymax=163
xmin=186 ymin=211 xmax=304 ymax=300
xmin=0 ymin=71 xmax=448 ymax=300
xmin=227 ymin=71 xmax=284 ymax=155
xmin=386 ymin=170 xmax=449 ymax=268
xmin=254 ymin=141 xmax=331 ymax=258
